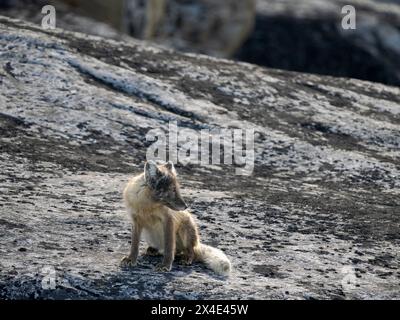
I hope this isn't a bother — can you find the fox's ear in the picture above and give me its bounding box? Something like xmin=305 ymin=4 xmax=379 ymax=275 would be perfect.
xmin=144 ymin=160 xmax=160 ymax=184
xmin=165 ymin=161 xmax=176 ymax=175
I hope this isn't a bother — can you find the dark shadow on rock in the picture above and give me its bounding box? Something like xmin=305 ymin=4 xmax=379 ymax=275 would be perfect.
xmin=235 ymin=14 xmax=400 ymax=87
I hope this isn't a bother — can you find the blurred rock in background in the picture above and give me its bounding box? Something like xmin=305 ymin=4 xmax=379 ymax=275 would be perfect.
xmin=0 ymin=0 xmax=255 ymax=58
xmin=0 ymin=0 xmax=126 ymax=39
xmin=1 ymin=0 xmax=400 ymax=86
xmin=61 ymin=0 xmax=256 ymax=57
xmin=62 ymin=0 xmax=126 ymax=31
xmin=123 ymin=0 xmax=255 ymax=57
xmin=235 ymin=0 xmax=400 ymax=87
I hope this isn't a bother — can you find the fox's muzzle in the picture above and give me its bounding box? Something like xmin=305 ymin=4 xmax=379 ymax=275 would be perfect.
xmin=167 ymin=198 xmax=187 ymax=211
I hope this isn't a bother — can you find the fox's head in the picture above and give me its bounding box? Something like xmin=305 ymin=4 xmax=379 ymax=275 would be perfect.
xmin=144 ymin=160 xmax=188 ymax=211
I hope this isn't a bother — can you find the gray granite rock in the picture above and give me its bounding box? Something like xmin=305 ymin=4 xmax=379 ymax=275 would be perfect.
xmin=0 ymin=16 xmax=399 ymax=300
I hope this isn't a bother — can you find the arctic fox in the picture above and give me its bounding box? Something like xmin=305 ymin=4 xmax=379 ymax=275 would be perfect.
xmin=120 ymin=160 xmax=231 ymax=276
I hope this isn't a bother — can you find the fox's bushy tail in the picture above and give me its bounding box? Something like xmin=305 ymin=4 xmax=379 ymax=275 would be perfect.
xmin=194 ymin=244 xmax=231 ymax=276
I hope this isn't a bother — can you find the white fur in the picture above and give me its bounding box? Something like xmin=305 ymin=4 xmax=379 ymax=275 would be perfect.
xmin=194 ymin=244 xmax=231 ymax=276
xmin=142 ymin=230 xmax=164 ymax=254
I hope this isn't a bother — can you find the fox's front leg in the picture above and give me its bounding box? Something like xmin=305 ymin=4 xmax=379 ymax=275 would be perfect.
xmin=121 ymin=220 xmax=142 ymax=268
xmin=156 ymin=215 xmax=175 ymax=272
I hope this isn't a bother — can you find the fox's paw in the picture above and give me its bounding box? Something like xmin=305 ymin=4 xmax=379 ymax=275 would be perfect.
xmin=180 ymin=256 xmax=193 ymax=266
xmin=155 ymin=263 xmax=171 ymax=272
xmin=120 ymin=256 xmax=137 ymax=268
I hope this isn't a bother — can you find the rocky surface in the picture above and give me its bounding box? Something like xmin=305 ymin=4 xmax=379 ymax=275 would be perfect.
xmin=236 ymin=0 xmax=400 ymax=87
xmin=3 ymin=0 xmax=400 ymax=87
xmin=0 ymin=16 xmax=399 ymax=300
